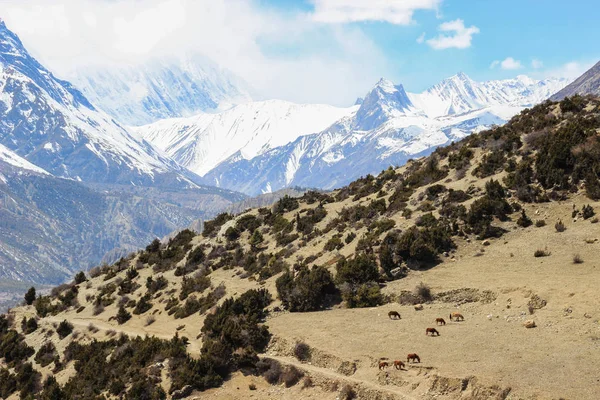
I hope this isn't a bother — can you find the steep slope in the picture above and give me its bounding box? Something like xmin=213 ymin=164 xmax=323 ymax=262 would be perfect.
xmin=4 ymin=96 xmax=600 ymax=400
xmin=134 ymin=100 xmax=358 ymax=176
xmin=0 ymin=20 xmax=199 ymax=188
xmin=202 ymin=72 xmax=564 ymax=195
xmin=0 ymin=152 xmax=242 ymax=289
xmin=550 ymin=60 xmax=600 ymax=100
xmin=70 ymin=53 xmax=253 ymax=126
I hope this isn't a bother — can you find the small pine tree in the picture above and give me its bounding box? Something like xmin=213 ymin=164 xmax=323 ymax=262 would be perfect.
xmin=249 ymin=229 xmax=264 ymax=250
xmin=517 ymin=209 xmax=533 ymax=228
xmin=74 ymin=271 xmax=87 ymax=284
xmin=116 ymin=305 xmax=131 ymax=325
xmin=24 ymin=287 xmax=36 ymax=305
xmin=56 ymin=320 xmax=73 ymax=339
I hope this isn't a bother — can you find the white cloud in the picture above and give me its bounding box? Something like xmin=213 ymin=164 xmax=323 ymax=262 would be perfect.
xmin=416 ymin=33 xmax=426 ymax=44
xmin=425 ymin=19 xmax=479 ymax=50
xmin=310 ymin=0 xmax=441 ymax=25
xmin=1 ymin=0 xmax=395 ymax=106
xmin=490 ymin=57 xmax=523 ymax=70
xmin=531 ymin=59 xmax=543 ymax=69
xmin=538 ymin=60 xmax=595 ymax=80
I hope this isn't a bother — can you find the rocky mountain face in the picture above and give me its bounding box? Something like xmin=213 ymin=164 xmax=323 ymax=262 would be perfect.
xmin=0 ymin=20 xmax=200 ymax=188
xmin=197 ymin=74 xmax=568 ymax=195
xmin=550 ymin=61 xmax=600 ymax=100
xmin=70 ymin=53 xmax=253 ymax=126
xmin=0 ymin=147 xmax=243 ymax=289
xmin=0 ymin=21 xmax=246 ymax=295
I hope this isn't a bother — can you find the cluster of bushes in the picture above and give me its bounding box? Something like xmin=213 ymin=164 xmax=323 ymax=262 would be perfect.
xmin=464 ymin=180 xmax=513 ymax=238
xmin=179 ymin=271 xmax=211 ymax=300
xmin=10 ymin=289 xmax=271 ymax=398
xmin=380 ymin=220 xmax=454 ymax=269
xmin=139 ymin=230 xmax=197 ymax=272
xmin=203 ymin=213 xmax=233 ymax=237
xmin=296 ymin=205 xmax=327 ymax=235
xmin=170 ymin=284 xmax=226 ymax=319
xmin=276 ymin=265 xmax=337 ymax=311
xmin=336 ymin=254 xmax=383 ymax=308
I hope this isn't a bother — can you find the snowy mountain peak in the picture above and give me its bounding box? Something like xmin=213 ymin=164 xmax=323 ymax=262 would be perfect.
xmin=134 ymin=99 xmax=358 ymax=177
xmin=354 ymin=79 xmax=418 ymax=131
xmin=0 ymin=21 xmax=202 ymax=188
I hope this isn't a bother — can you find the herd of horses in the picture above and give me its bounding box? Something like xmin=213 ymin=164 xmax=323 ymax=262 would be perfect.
xmin=379 ymin=311 xmax=465 ymax=371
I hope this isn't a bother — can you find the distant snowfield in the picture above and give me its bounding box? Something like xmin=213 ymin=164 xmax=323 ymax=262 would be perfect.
xmin=133 ymin=100 xmax=359 ymax=176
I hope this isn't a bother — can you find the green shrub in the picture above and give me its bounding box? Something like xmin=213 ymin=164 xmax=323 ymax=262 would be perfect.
xmin=582 ymin=205 xmax=595 ymax=220
xmin=345 ymin=232 xmax=356 ymax=244
xmin=116 ymin=306 xmax=131 ymax=324
xmin=341 ymin=282 xmax=383 ymax=308
xmin=21 ymin=317 xmax=38 ymax=334
xmin=293 ymin=342 xmax=311 ymax=361
xmin=534 ymin=248 xmax=551 ymax=257
xmin=146 ymin=275 xmax=168 ymax=294
xmin=34 ymin=342 xmax=57 ymax=367
xmin=56 ymin=320 xmax=73 ymax=339
xmin=276 ymin=265 xmax=337 ymax=312
xmin=236 ymin=214 xmax=262 ymax=233
xmin=517 ymin=209 xmax=533 ymax=227
xmin=24 ymin=287 xmax=36 ymax=305
xmin=133 ymin=294 xmax=153 ymax=315
xmin=224 ymin=226 xmax=240 ymax=241
xmin=203 ymin=213 xmax=233 ymax=237
xmin=74 ymin=271 xmax=87 ymax=284
xmin=335 ymin=254 xmax=379 ymax=285
xmin=324 ymin=235 xmax=344 ymax=252
xmin=274 ymin=195 xmax=300 ymax=214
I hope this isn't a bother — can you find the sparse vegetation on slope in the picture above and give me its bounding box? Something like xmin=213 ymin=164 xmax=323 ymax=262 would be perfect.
xmin=3 ymin=95 xmax=600 ymax=399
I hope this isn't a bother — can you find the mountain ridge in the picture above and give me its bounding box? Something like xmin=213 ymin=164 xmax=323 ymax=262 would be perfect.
xmin=550 ymin=60 xmax=600 ymax=100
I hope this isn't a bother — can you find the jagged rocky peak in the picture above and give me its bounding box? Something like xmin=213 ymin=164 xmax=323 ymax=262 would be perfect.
xmin=354 ymin=77 xmax=417 ymax=131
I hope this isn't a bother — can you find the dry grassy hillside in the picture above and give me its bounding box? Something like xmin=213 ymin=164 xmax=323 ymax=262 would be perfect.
xmin=1 ymin=95 xmax=600 ymax=400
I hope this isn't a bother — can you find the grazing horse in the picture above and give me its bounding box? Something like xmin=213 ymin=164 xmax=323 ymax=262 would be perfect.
xmin=407 ymin=353 xmax=420 ymax=363
xmin=426 ymin=327 xmax=440 ymax=336
xmin=449 ymin=312 xmax=464 ymax=321
xmin=435 ymin=318 xmax=446 ymax=325
xmin=378 ymin=361 xmax=389 ymax=370
xmin=388 ymin=311 xmax=401 ymax=320
xmin=393 ymin=360 xmax=405 ymax=370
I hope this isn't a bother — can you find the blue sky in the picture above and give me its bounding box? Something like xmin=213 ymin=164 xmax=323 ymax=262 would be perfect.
xmin=257 ymin=0 xmax=598 ymax=92
xmin=2 ymin=0 xmax=598 ymax=105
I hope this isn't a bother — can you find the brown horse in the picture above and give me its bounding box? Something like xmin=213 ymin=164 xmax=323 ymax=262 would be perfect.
xmin=426 ymin=327 xmax=440 ymax=336
xmin=449 ymin=312 xmax=464 ymax=321
xmin=378 ymin=361 xmax=389 ymax=370
xmin=436 ymin=318 xmax=446 ymax=325
xmin=393 ymin=360 xmax=405 ymax=370
xmin=388 ymin=311 xmax=401 ymax=320
xmin=407 ymin=353 xmax=420 ymax=363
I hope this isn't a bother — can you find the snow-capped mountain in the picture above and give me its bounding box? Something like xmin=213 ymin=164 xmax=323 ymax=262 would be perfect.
xmin=0 ymin=20 xmax=201 ymax=188
xmin=133 ymin=100 xmax=358 ymax=176
xmin=70 ymin=53 xmax=253 ymax=126
xmin=198 ymin=73 xmax=569 ymax=195
xmin=409 ymin=72 xmax=569 ymax=118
